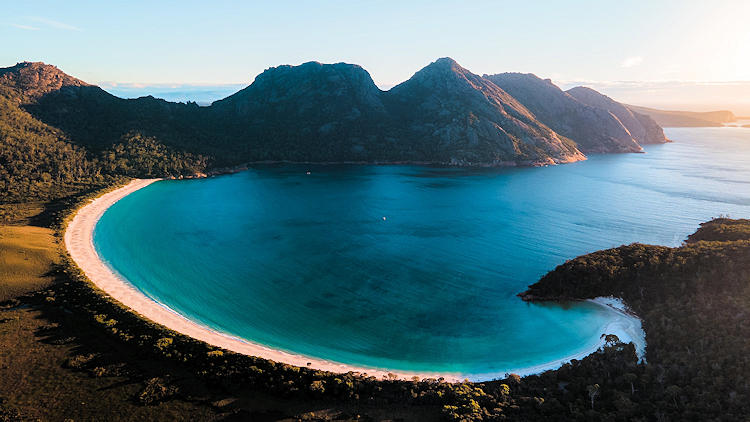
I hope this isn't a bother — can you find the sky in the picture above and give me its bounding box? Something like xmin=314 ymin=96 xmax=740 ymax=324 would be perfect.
xmin=3 ymin=0 xmax=750 ymax=113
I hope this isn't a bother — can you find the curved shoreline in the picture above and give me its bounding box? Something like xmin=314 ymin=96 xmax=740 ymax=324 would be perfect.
xmin=63 ymin=178 xmax=646 ymax=382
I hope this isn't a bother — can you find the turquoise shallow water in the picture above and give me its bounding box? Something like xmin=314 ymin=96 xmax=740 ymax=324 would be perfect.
xmin=94 ymin=127 xmax=750 ymax=377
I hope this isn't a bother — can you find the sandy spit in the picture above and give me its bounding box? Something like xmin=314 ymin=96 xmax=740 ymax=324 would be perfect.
xmin=63 ymin=179 xmax=646 ymax=382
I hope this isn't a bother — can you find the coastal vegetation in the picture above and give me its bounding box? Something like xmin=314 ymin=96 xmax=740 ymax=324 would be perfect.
xmin=0 ymin=82 xmax=205 ymax=206
xmin=0 ymin=86 xmax=104 ymax=204
xmin=521 ymin=218 xmax=750 ymax=420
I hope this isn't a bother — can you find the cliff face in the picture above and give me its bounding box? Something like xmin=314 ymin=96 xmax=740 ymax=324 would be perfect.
xmin=567 ymin=87 xmax=668 ymax=144
xmin=486 ymin=73 xmax=642 ymax=153
xmin=631 ymin=110 xmax=669 ymax=144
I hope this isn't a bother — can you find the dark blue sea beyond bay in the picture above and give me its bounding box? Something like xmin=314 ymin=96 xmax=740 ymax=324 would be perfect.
xmin=94 ymin=127 xmax=750 ymax=378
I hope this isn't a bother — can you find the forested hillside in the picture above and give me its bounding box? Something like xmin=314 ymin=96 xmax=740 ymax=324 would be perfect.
xmin=519 ymin=219 xmax=750 ymax=420
xmin=0 ymin=85 xmax=105 ymax=203
xmin=0 ymin=65 xmax=209 ymax=204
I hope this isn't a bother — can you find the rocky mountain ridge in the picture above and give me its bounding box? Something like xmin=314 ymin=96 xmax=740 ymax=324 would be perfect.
xmin=486 ymin=73 xmax=648 ymax=153
xmin=566 ymin=86 xmax=668 ymax=145
xmin=0 ymin=58 xmax=668 ymax=169
xmin=0 ymin=61 xmax=89 ymax=100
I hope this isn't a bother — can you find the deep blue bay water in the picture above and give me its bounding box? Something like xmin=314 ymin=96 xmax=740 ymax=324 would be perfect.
xmin=94 ymin=127 xmax=750 ymax=378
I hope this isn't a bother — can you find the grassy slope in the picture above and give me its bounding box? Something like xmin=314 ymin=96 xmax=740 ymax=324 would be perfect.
xmin=0 ymin=225 xmax=58 ymax=302
xmin=0 ymin=193 xmax=216 ymax=419
xmin=0 ymin=214 xmax=219 ymax=420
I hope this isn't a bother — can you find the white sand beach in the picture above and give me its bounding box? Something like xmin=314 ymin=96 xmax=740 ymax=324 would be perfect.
xmin=63 ymin=179 xmax=646 ymax=382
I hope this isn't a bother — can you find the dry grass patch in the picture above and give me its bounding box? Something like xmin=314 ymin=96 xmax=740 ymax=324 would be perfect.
xmin=0 ymin=225 xmax=59 ymax=301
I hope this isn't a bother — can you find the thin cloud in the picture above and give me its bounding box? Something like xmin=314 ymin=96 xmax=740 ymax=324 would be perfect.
xmin=29 ymin=16 xmax=82 ymax=31
xmin=10 ymin=23 xmax=39 ymax=30
xmin=621 ymin=56 xmax=643 ymax=68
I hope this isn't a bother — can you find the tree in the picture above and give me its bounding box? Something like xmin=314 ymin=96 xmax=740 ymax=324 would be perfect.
xmin=587 ymin=384 xmax=600 ymax=409
xmin=665 ymin=385 xmax=682 ymax=408
xmin=622 ymin=372 xmax=638 ymax=395
xmin=602 ymin=333 xmax=621 ymax=347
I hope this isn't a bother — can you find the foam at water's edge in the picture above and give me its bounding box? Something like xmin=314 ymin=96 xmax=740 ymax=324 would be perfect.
xmin=590 ymin=297 xmax=647 ymax=360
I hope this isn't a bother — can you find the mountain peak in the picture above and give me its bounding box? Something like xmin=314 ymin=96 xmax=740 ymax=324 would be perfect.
xmin=486 ymin=72 xmax=549 ymax=85
xmin=255 ymin=60 xmax=369 ymax=78
xmin=419 ymin=57 xmax=467 ymax=75
xmin=432 ymin=56 xmax=460 ymax=67
xmin=0 ymin=61 xmax=88 ymax=99
xmin=5 ymin=61 xmax=53 ymax=71
xmin=566 ymin=86 xmax=604 ymax=99
xmin=394 ymin=57 xmax=492 ymax=95
xmin=212 ymin=60 xmax=385 ymax=116
xmin=240 ymin=61 xmax=378 ymax=94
